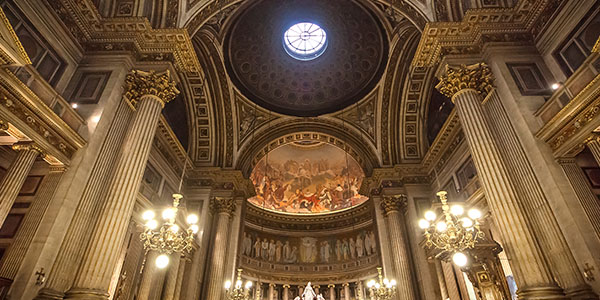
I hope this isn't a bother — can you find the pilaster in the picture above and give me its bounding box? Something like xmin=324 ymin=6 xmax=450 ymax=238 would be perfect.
xmin=204 ymin=197 xmax=235 ymax=300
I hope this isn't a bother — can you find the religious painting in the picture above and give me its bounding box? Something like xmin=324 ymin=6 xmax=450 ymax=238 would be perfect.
xmin=248 ymin=142 xmax=368 ymax=214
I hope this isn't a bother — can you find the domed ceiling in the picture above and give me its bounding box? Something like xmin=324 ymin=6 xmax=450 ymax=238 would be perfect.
xmin=248 ymin=142 xmax=368 ymax=214
xmin=225 ymin=0 xmax=389 ymax=116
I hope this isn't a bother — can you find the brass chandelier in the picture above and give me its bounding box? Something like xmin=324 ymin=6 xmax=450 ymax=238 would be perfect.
xmin=224 ymin=269 xmax=253 ymax=300
xmin=140 ymin=193 xmax=199 ymax=268
xmin=418 ymin=191 xmax=484 ymax=266
xmin=366 ymin=267 xmax=397 ymax=300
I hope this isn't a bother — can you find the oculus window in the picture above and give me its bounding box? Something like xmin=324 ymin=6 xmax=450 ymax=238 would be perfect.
xmin=284 ymin=22 xmax=327 ymax=60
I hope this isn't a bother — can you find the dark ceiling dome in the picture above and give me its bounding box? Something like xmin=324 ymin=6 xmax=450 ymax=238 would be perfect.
xmin=224 ymin=0 xmax=389 ymax=117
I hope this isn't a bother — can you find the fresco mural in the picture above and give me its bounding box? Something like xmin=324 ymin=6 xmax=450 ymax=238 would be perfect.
xmin=248 ymin=142 xmax=368 ymax=214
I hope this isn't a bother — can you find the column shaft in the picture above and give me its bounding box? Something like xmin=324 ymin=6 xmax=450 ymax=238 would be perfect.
xmin=382 ymin=195 xmax=417 ymax=300
xmin=162 ymin=253 xmax=181 ymax=300
xmin=343 ymin=283 xmax=350 ymax=300
xmin=269 ymin=283 xmax=275 ymax=300
xmin=559 ymin=158 xmax=600 ymax=238
xmin=172 ymin=257 xmax=186 ymax=300
xmin=36 ymin=99 xmax=133 ymax=299
xmin=283 ymin=285 xmax=289 ymax=300
xmin=0 ymin=145 xmax=40 ymax=226
xmin=434 ymin=260 xmax=449 ymax=300
xmin=204 ymin=197 xmax=235 ymax=300
xmin=65 ymin=94 xmax=166 ymax=298
xmin=453 ymin=88 xmax=561 ymax=298
xmin=485 ymin=91 xmax=596 ymax=299
xmin=137 ymin=251 xmax=159 ymax=299
xmin=329 ymin=284 xmax=335 ymax=300
xmin=0 ymin=166 xmax=64 ymax=280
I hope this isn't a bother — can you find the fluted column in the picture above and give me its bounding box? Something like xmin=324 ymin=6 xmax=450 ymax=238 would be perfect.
xmin=436 ymin=63 xmax=563 ymax=300
xmin=64 ymin=70 xmax=179 ymax=299
xmin=283 ymin=284 xmax=290 ymax=300
xmin=0 ymin=143 xmax=41 ymax=227
xmin=328 ymin=284 xmax=335 ymax=300
xmin=343 ymin=283 xmax=350 ymax=300
xmin=434 ymin=260 xmax=449 ymax=300
xmin=269 ymin=283 xmax=275 ymax=300
xmin=137 ymin=251 xmax=160 ymax=299
xmin=172 ymin=257 xmax=186 ymax=300
xmin=381 ymin=195 xmax=417 ymax=300
xmin=0 ymin=165 xmax=64 ymax=281
xmin=558 ymin=158 xmax=600 ymax=238
xmin=204 ymin=197 xmax=236 ymax=300
xmin=162 ymin=253 xmax=181 ymax=300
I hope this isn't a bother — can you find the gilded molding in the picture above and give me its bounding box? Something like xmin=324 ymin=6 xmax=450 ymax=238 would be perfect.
xmin=0 ymin=119 xmax=7 ymax=131
xmin=123 ymin=70 xmax=180 ymax=107
xmin=593 ymin=36 xmax=599 ymax=53
xmin=436 ymin=63 xmax=495 ymax=100
xmin=381 ymin=194 xmax=408 ymax=215
xmin=210 ymin=197 xmax=236 ymax=215
xmin=11 ymin=143 xmax=44 ymax=157
xmin=0 ymin=6 xmax=31 ymax=65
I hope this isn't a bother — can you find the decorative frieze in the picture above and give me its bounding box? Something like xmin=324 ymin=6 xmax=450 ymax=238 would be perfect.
xmin=436 ymin=64 xmax=495 ymax=100
xmin=124 ymin=70 xmax=180 ymax=107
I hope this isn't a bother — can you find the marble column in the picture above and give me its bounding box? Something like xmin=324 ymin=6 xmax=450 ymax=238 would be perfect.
xmin=204 ymin=197 xmax=236 ymax=300
xmin=434 ymin=260 xmax=450 ymax=300
xmin=0 ymin=143 xmax=41 ymax=227
xmin=299 ymin=285 xmax=304 ymax=296
xmin=0 ymin=165 xmax=64 ymax=281
xmin=162 ymin=253 xmax=182 ymax=300
xmin=172 ymin=257 xmax=187 ymax=299
xmin=381 ymin=195 xmax=417 ymax=300
xmin=484 ymin=90 xmax=596 ymax=299
xmin=558 ymin=157 xmax=600 ymax=238
xmin=36 ymin=99 xmax=134 ymax=299
xmin=269 ymin=283 xmax=275 ymax=300
xmin=343 ymin=283 xmax=350 ymax=300
xmin=137 ymin=251 xmax=160 ymax=299
xmin=283 ymin=284 xmax=290 ymax=300
xmin=436 ymin=63 xmax=563 ymax=300
xmin=64 ymin=70 xmax=179 ymax=299
xmin=329 ymin=284 xmax=335 ymax=300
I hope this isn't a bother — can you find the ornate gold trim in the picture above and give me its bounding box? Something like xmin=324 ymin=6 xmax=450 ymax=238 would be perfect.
xmin=436 ymin=63 xmax=495 ymax=100
xmin=123 ymin=70 xmax=180 ymax=107
xmin=0 ymin=6 xmax=31 ymax=65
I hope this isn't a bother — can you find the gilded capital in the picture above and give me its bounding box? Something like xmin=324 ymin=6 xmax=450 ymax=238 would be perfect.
xmin=436 ymin=63 xmax=495 ymax=100
xmin=11 ymin=143 xmax=44 ymax=157
xmin=381 ymin=194 xmax=407 ymax=215
xmin=0 ymin=119 xmax=8 ymax=131
xmin=210 ymin=197 xmax=236 ymax=215
xmin=123 ymin=70 xmax=180 ymax=107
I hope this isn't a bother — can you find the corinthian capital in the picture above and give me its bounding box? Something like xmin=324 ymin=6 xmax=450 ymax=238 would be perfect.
xmin=436 ymin=63 xmax=494 ymax=100
xmin=123 ymin=70 xmax=180 ymax=107
xmin=11 ymin=143 xmax=44 ymax=157
xmin=381 ymin=194 xmax=407 ymax=215
xmin=210 ymin=197 xmax=236 ymax=215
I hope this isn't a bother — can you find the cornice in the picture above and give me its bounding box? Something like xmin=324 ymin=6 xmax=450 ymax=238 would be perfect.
xmin=0 ymin=6 xmax=31 ymax=65
xmin=411 ymin=0 xmax=560 ymax=68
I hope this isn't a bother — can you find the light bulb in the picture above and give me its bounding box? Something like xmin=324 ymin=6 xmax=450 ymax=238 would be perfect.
xmin=156 ymin=254 xmax=169 ymax=269
xmin=461 ymin=217 xmax=474 ymax=228
xmin=453 ymin=252 xmax=468 ymax=267
xmin=225 ymin=280 xmax=232 ymax=289
xmin=190 ymin=224 xmax=199 ymax=234
xmin=187 ymin=214 xmax=199 ymax=224
xmin=162 ymin=208 xmax=176 ymax=220
xmin=436 ymin=221 xmax=447 ymax=232
xmin=375 ymin=283 xmax=381 ymax=289
xmin=390 ymin=279 xmax=397 ymax=286
xmin=170 ymin=224 xmax=179 ymax=233
xmin=245 ymin=281 xmax=253 ymax=289
xmin=145 ymin=219 xmax=158 ymax=230
xmin=71 ymin=103 xmax=78 ymax=109
xmin=551 ymin=83 xmax=561 ymax=90
xmin=418 ymin=219 xmax=430 ymax=229
xmin=236 ymin=280 xmax=242 ymax=288
xmin=142 ymin=210 xmax=155 ymax=221
xmin=468 ymin=208 xmax=482 ymax=220
xmin=424 ymin=210 xmax=436 ymax=221
xmin=450 ymin=205 xmax=464 ymax=216
xmin=383 ymin=278 xmax=389 ymax=285
xmin=367 ymin=280 xmax=375 ymax=288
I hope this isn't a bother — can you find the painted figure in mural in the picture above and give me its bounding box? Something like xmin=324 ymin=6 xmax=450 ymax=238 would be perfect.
xmin=269 ymin=240 xmax=276 ymax=261
xmin=275 ymin=240 xmax=283 ymax=262
xmin=261 ymin=238 xmax=269 ymax=260
xmin=302 ymin=282 xmax=317 ymax=300
xmin=253 ymin=238 xmax=261 ymax=258
xmin=342 ymin=239 xmax=349 ymax=260
xmin=349 ymin=237 xmax=356 ymax=259
xmin=356 ymin=234 xmax=365 ymax=258
xmin=300 ymin=237 xmax=318 ymax=263
xmin=335 ymin=240 xmax=342 ymax=261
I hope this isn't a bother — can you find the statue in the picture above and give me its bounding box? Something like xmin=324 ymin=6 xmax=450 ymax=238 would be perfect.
xmin=356 ymin=234 xmax=364 ymax=258
xmin=349 ymin=237 xmax=356 ymax=259
xmin=369 ymin=231 xmax=377 ymax=254
xmin=253 ymin=238 xmax=261 ymax=258
xmin=317 ymin=294 xmax=326 ymax=300
xmin=320 ymin=241 xmax=331 ymax=263
xmin=275 ymin=240 xmax=283 ymax=262
xmin=335 ymin=240 xmax=342 ymax=261
xmin=243 ymin=233 xmax=252 ymax=256
xmin=300 ymin=237 xmax=318 ymax=263
xmin=283 ymin=241 xmax=292 ymax=262
xmin=261 ymin=238 xmax=269 ymax=260
xmin=268 ymin=240 xmax=276 ymax=261
xmin=364 ymin=231 xmax=372 ymax=256
xmin=302 ymin=282 xmax=317 ymax=300
xmin=342 ymin=239 xmax=349 ymax=260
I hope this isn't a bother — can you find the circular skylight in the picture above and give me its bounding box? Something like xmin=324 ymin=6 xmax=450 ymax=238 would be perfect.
xmin=283 ymin=22 xmax=327 ymax=61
